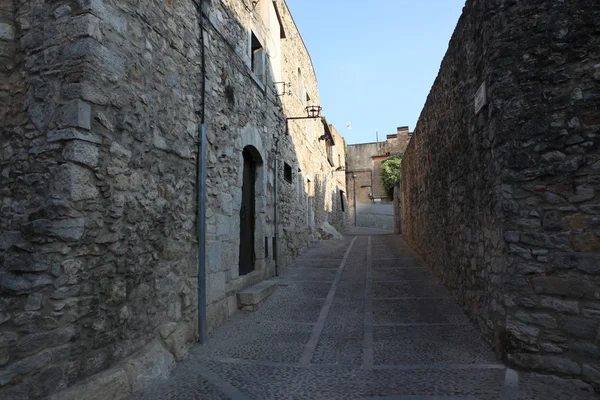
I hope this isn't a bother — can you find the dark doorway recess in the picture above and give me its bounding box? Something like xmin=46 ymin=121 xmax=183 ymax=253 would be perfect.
xmin=239 ymin=147 xmax=258 ymax=276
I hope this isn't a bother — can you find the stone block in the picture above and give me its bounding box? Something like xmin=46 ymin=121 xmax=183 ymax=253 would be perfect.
xmin=52 ymin=163 xmax=99 ymax=201
xmin=207 ymin=271 xmax=226 ymax=304
xmin=16 ymin=326 xmax=76 ymax=358
xmin=539 ymin=297 xmax=579 ymax=314
xmin=569 ymin=184 xmax=595 ymax=203
xmin=0 ymin=22 xmax=15 ymax=41
xmin=515 ymin=311 xmax=557 ymax=329
xmin=583 ymin=364 xmax=600 ymax=386
xmin=61 ymin=38 xmax=125 ymax=76
xmin=25 ymin=293 xmax=43 ymax=311
xmin=504 ymin=231 xmax=520 ymax=243
xmin=62 ymin=83 xmax=109 ymax=105
xmin=0 ymin=273 xmax=53 ymax=295
xmin=206 ymin=240 xmax=223 ymax=273
xmin=0 ymin=345 xmax=69 ymax=386
xmin=217 ymin=193 xmax=233 ymax=215
xmin=109 ymin=142 xmax=132 ymax=163
xmin=162 ymin=322 xmax=193 ymax=361
xmin=551 ymin=252 xmax=600 ymax=274
xmin=0 ymin=348 xmax=8 ymax=367
xmin=63 ymin=140 xmax=100 ymax=167
xmin=123 ymin=339 xmax=175 ymax=393
xmin=508 ymin=353 xmax=581 ymax=375
xmin=27 ymin=217 xmax=86 ymax=241
xmin=28 ymin=103 xmax=55 ymax=131
xmin=237 ymin=280 xmax=278 ymax=311
xmin=570 ymin=342 xmax=600 ymax=358
xmin=0 ymin=231 xmax=20 ymax=252
xmin=532 ymin=277 xmax=597 ymax=299
xmin=520 ymin=232 xmax=570 ymax=250
xmin=571 ymin=232 xmax=600 ymax=252
xmin=562 ymin=317 xmax=598 ymax=340
xmin=57 ymin=100 xmax=92 ymax=131
xmin=506 ymin=317 xmax=540 ymax=345
xmin=50 ymin=367 xmax=130 ymax=400
xmin=47 ymin=128 xmax=102 ymax=144
xmin=0 ymin=331 xmax=18 ymax=348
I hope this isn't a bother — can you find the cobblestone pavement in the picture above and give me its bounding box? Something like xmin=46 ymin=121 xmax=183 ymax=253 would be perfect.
xmin=130 ymin=233 xmax=598 ymax=400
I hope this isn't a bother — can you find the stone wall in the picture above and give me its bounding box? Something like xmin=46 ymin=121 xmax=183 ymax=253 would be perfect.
xmin=402 ymin=0 xmax=600 ymax=388
xmin=0 ymin=0 xmax=348 ymax=398
xmin=276 ymin=0 xmax=349 ymax=259
xmin=1 ymin=0 xmax=202 ymax=398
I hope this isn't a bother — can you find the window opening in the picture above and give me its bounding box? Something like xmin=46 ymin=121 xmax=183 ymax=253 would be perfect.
xmin=284 ymin=162 xmax=292 ymax=183
xmin=251 ymin=32 xmax=265 ymax=79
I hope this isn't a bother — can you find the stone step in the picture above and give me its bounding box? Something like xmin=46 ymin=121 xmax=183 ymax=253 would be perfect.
xmin=237 ymin=280 xmax=278 ymax=311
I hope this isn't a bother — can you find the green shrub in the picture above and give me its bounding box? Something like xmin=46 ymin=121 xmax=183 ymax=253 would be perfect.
xmin=380 ymin=155 xmax=402 ymax=200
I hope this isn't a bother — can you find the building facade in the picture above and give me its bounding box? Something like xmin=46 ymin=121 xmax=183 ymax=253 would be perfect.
xmin=346 ymin=126 xmax=411 ymax=230
xmin=0 ymin=0 xmax=347 ymax=398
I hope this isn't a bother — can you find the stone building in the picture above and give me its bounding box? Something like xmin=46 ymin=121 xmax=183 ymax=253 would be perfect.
xmin=402 ymin=0 xmax=600 ymax=389
xmin=346 ymin=126 xmax=411 ymax=230
xmin=0 ymin=0 xmax=347 ymax=398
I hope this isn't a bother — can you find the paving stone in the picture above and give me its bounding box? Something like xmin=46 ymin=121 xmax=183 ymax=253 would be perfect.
xmin=128 ymin=233 xmax=582 ymax=399
xmin=373 ymin=325 xmax=496 ymax=365
xmin=372 ymin=267 xmax=433 ymax=282
xmin=373 ymin=281 xmax=451 ymax=298
xmin=373 ymin=298 xmax=469 ymax=325
xmin=371 ymin=257 xmax=423 ymax=268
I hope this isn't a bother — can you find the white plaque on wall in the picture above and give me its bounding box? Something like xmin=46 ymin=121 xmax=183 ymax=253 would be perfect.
xmin=474 ymin=81 xmax=487 ymax=115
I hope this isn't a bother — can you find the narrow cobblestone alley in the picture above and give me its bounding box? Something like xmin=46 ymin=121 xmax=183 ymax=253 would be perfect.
xmin=130 ymin=233 xmax=597 ymax=400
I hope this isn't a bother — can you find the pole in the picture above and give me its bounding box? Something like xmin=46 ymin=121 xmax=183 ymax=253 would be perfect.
xmin=273 ymin=137 xmax=279 ymax=277
xmin=197 ymin=124 xmax=207 ymax=344
xmin=352 ymin=174 xmax=357 ymax=227
xmin=195 ymin=0 xmax=207 ymax=344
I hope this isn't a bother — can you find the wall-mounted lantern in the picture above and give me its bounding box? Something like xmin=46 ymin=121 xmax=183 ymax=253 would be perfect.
xmin=287 ymin=105 xmax=322 ymax=121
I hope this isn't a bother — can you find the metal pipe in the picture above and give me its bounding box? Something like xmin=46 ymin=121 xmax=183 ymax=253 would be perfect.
xmin=195 ymin=0 xmax=207 ymax=344
xmin=273 ymin=136 xmax=279 ymax=277
xmin=352 ymin=174 xmax=357 ymax=226
xmin=197 ymin=124 xmax=207 ymax=344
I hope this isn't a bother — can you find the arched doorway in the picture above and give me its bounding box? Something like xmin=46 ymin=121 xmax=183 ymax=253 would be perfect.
xmin=239 ymin=146 xmax=261 ymax=276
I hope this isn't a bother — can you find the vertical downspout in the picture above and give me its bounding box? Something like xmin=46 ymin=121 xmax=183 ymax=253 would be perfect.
xmin=352 ymin=174 xmax=357 ymax=226
xmin=273 ymin=136 xmax=279 ymax=277
xmin=195 ymin=0 xmax=207 ymax=344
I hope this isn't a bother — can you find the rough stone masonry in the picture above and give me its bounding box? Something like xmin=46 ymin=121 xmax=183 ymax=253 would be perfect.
xmin=402 ymin=0 xmax=600 ymax=390
xmin=0 ymin=0 xmax=348 ymax=398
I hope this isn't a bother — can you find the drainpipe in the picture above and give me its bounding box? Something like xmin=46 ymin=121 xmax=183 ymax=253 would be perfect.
xmin=352 ymin=174 xmax=357 ymax=226
xmin=195 ymin=0 xmax=207 ymax=344
xmin=273 ymin=136 xmax=280 ymax=277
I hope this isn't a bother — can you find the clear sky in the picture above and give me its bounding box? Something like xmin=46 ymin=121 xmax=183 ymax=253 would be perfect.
xmin=285 ymin=0 xmax=466 ymax=144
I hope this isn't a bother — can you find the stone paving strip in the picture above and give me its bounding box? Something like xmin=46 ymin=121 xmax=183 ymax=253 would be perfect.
xmin=130 ymin=233 xmax=598 ymax=400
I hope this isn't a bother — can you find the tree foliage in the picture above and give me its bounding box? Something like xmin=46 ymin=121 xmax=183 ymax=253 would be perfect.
xmin=380 ymin=155 xmax=403 ymax=199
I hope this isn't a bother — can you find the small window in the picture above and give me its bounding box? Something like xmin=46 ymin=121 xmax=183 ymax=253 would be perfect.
xmin=284 ymin=162 xmax=292 ymax=183
xmin=297 ymin=68 xmax=304 ymax=100
xmin=265 ymin=237 xmax=269 ymax=258
xmin=251 ymin=32 xmax=265 ymax=79
xmin=340 ymin=190 xmax=345 ymax=212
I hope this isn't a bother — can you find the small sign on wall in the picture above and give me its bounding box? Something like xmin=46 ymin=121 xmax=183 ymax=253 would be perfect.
xmin=474 ymin=81 xmax=487 ymax=114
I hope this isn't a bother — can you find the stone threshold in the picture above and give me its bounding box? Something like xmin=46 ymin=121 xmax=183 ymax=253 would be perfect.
xmin=237 ymin=279 xmax=279 ymax=311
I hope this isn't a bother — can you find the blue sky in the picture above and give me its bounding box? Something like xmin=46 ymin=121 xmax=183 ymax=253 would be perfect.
xmin=285 ymin=0 xmax=465 ymax=144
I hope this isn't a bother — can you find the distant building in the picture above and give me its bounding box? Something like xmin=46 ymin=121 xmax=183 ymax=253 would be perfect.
xmin=346 ymin=126 xmax=412 ymax=230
